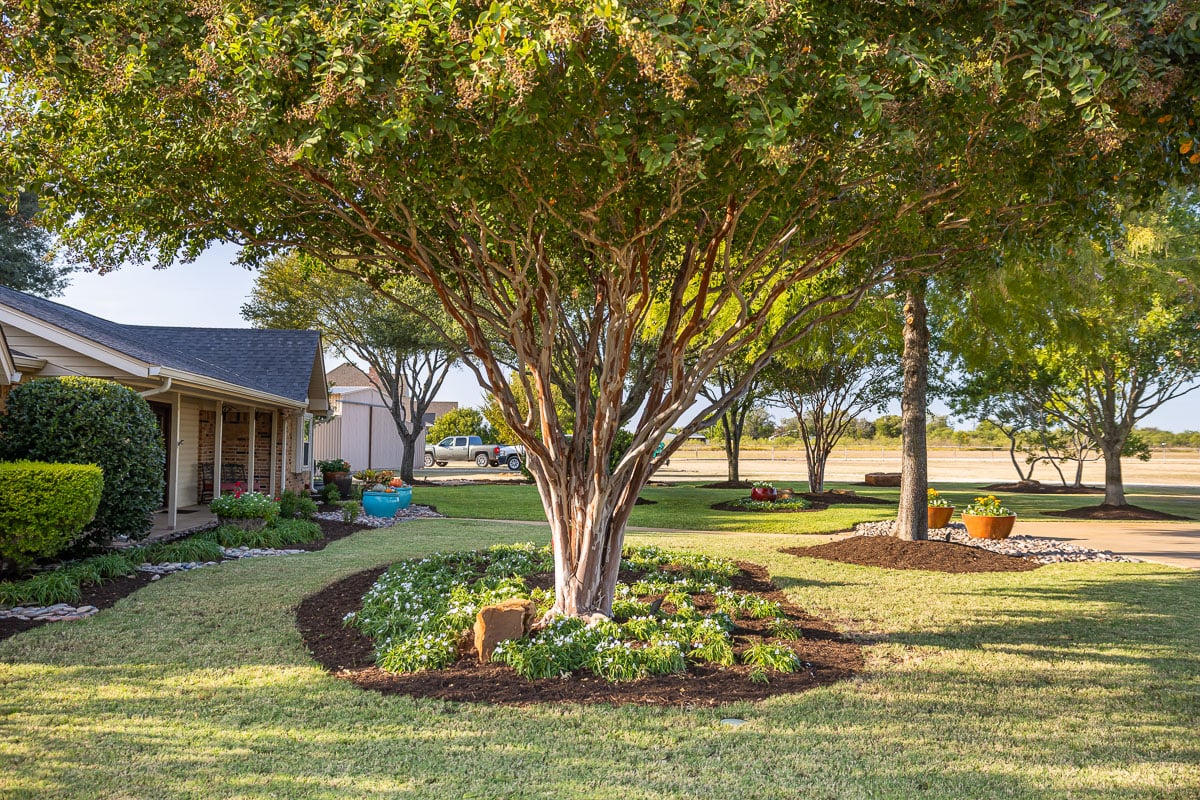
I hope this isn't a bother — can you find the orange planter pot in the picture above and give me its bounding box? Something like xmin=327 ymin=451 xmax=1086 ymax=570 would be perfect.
xmin=962 ymin=514 xmax=1017 ymax=540
xmin=927 ymin=506 xmax=955 ymax=529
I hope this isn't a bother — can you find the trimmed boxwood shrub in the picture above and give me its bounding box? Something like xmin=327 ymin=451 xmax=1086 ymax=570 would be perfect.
xmin=0 ymin=377 xmax=165 ymax=543
xmin=0 ymin=461 xmax=104 ymax=570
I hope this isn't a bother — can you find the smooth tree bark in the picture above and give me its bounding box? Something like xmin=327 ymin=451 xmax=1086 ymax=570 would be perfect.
xmin=894 ymin=283 xmax=930 ymax=541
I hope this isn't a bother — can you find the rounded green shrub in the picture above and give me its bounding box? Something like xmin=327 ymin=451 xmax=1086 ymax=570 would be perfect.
xmin=0 ymin=378 xmax=165 ymax=543
xmin=0 ymin=461 xmax=104 ymax=570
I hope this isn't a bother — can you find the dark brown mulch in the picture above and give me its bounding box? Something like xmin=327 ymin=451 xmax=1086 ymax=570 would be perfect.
xmin=783 ymin=536 xmax=1041 ymax=574
xmin=296 ymin=561 xmax=864 ymax=707
xmin=1041 ymin=503 xmax=1193 ymax=521
xmin=982 ymin=481 xmax=1105 ymax=494
xmin=711 ymin=500 xmax=829 ymax=514
xmin=0 ymin=516 xmax=374 ymax=643
xmin=799 ymin=491 xmax=893 ymax=506
xmin=702 ymin=483 xmax=892 ymax=507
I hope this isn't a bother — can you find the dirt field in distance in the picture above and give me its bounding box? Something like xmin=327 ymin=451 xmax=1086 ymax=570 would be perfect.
xmin=656 ymin=446 xmax=1200 ymax=489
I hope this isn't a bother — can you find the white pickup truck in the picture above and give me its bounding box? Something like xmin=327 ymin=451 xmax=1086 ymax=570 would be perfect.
xmin=424 ymin=436 xmax=524 ymax=470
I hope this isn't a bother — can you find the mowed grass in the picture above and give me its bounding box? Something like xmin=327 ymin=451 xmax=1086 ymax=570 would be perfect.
xmin=416 ymin=480 xmax=1200 ymax=532
xmin=2 ymin=519 xmax=1199 ymax=799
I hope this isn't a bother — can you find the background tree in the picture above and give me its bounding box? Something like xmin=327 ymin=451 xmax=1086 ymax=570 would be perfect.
xmin=427 ymin=408 xmax=495 ymax=447
xmin=242 ymin=253 xmax=463 ymax=482
xmin=945 ymin=191 xmax=1200 ymax=507
xmin=6 ymin=1 xmax=1196 ymax=617
xmin=698 ymin=358 xmax=772 ymax=485
xmin=1 ymin=192 xmax=72 ymax=295
xmin=767 ymin=298 xmax=898 ymax=493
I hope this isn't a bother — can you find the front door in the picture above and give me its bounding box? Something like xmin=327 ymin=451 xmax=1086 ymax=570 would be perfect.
xmin=149 ymin=401 xmax=170 ymax=508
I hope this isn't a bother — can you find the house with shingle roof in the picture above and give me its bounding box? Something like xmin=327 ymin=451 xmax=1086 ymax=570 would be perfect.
xmin=0 ymin=285 xmax=328 ymax=529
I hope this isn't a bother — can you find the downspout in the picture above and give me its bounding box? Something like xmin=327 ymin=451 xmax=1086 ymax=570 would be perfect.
xmin=139 ymin=376 xmax=173 ymax=397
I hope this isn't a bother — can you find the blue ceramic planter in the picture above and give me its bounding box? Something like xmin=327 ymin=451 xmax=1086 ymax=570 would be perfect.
xmin=361 ymin=487 xmax=412 ymax=518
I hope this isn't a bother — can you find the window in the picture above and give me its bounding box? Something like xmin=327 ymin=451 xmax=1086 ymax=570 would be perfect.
xmin=297 ymin=414 xmax=313 ymax=472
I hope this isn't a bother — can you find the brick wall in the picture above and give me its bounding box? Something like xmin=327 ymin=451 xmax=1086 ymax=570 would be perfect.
xmin=198 ymin=408 xmax=309 ymax=495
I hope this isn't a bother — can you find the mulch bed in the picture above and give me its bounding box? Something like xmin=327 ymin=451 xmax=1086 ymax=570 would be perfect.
xmin=296 ymin=561 xmax=864 ymax=707
xmin=783 ymin=536 xmax=1041 ymax=574
xmin=0 ymin=516 xmax=373 ymax=644
xmin=982 ymin=481 xmax=1105 ymax=494
xmin=1041 ymin=503 xmax=1193 ymax=521
xmin=710 ymin=499 xmax=830 ymax=513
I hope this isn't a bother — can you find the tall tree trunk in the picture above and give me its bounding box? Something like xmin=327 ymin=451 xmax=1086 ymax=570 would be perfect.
xmin=531 ymin=456 xmax=647 ymax=619
xmin=1102 ymin=445 xmax=1126 ymax=505
xmin=1073 ymin=456 xmax=1085 ymax=488
xmin=895 ymin=283 xmax=929 ymax=541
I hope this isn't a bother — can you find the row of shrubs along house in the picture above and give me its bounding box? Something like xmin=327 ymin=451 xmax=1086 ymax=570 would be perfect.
xmin=0 ymin=285 xmax=329 ymax=531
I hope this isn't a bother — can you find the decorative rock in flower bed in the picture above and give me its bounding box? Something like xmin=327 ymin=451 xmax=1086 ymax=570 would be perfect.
xmin=851 ymin=520 xmax=1137 ymax=564
xmin=313 ymin=504 xmax=443 ymax=528
xmin=0 ymin=603 xmax=99 ymax=622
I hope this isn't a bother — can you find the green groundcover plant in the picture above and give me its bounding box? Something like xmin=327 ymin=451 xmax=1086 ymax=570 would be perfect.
xmin=348 ymin=544 xmax=804 ymax=683
xmin=209 ymin=488 xmax=279 ymax=521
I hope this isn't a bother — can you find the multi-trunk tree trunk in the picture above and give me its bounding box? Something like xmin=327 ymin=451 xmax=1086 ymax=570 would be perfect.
xmin=894 ymin=283 xmax=930 ymax=541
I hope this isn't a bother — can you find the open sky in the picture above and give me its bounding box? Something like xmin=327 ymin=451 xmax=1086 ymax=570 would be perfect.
xmin=57 ymin=248 xmax=1198 ymax=433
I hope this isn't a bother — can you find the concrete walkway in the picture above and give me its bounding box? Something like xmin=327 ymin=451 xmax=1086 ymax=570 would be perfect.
xmin=1013 ymin=520 xmax=1200 ymax=570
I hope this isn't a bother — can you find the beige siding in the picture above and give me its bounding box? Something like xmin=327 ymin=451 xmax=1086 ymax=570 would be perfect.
xmin=176 ymin=396 xmax=203 ymax=506
xmin=313 ymin=401 xmax=423 ymax=471
xmin=0 ymin=325 xmax=130 ymax=378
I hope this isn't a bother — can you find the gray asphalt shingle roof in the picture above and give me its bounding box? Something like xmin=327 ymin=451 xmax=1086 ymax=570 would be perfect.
xmin=0 ymin=285 xmax=320 ymax=404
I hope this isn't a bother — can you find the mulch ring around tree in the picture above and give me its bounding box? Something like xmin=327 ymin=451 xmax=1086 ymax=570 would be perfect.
xmin=783 ymin=536 xmax=1041 ymax=574
xmin=982 ymin=480 xmax=1105 ymax=494
xmin=710 ymin=499 xmax=830 ymax=513
xmin=296 ymin=561 xmax=864 ymax=707
xmin=1041 ymin=504 xmax=1193 ymax=521
xmin=0 ymin=516 xmax=374 ymax=643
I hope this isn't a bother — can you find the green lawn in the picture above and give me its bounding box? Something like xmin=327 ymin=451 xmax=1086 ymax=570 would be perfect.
xmin=416 ymin=480 xmax=1200 ymax=532
xmin=2 ymin=519 xmax=1198 ymax=799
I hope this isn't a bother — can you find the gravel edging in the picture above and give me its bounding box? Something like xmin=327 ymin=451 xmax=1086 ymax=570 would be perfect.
xmin=851 ymin=520 xmax=1137 ymax=564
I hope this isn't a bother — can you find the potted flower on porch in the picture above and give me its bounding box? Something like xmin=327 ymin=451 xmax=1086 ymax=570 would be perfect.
xmin=316 ymin=458 xmax=352 ymax=498
xmin=960 ymin=495 xmax=1017 ymax=540
xmin=209 ymin=484 xmax=279 ymax=531
xmin=927 ymin=488 xmax=955 ymax=529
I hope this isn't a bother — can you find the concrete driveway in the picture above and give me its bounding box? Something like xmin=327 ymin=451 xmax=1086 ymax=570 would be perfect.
xmin=1014 ymin=520 xmax=1200 ymax=570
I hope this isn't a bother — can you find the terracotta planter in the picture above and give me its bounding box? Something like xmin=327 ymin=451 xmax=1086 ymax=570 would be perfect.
xmin=750 ymin=487 xmax=778 ymax=502
xmin=928 ymin=506 xmax=955 ymax=529
xmin=962 ymin=513 xmax=1017 ymax=540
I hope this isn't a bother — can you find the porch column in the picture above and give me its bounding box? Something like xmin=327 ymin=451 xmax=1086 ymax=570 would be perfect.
xmin=269 ymin=410 xmax=279 ymax=497
xmin=248 ymin=407 xmax=256 ymax=493
xmin=213 ymin=401 xmax=224 ymax=498
xmin=168 ymin=391 xmax=181 ymax=530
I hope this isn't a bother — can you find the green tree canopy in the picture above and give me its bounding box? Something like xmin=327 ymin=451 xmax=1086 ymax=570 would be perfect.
xmin=4 ymin=0 xmax=1197 ymax=615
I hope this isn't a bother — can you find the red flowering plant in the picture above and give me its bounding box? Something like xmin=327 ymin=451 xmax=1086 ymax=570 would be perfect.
xmin=209 ymin=483 xmax=279 ymax=520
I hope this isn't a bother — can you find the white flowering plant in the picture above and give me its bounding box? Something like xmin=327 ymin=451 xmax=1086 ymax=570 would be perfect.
xmin=349 ymin=542 xmax=806 ymax=683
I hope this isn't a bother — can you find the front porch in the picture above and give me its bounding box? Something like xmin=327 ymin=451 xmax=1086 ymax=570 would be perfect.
xmin=148 ymin=504 xmax=218 ymax=543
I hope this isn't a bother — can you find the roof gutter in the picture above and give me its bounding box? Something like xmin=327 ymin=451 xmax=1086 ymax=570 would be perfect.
xmin=138 ymin=376 xmax=174 ymax=397
xmin=157 ymin=367 xmax=308 ymax=410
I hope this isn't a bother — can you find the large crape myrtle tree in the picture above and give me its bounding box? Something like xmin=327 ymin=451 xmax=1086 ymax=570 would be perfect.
xmin=3 ymin=1 xmax=1197 ymax=618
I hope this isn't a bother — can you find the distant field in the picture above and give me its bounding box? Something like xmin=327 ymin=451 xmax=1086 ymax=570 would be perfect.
xmin=654 ymin=446 xmax=1200 ymax=488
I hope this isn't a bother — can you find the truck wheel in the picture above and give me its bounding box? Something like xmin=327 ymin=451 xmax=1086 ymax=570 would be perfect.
xmin=507 ymin=455 xmax=522 ymax=471
xmin=423 ymin=453 xmax=434 ymax=468
xmin=475 ymin=453 xmax=490 ymax=467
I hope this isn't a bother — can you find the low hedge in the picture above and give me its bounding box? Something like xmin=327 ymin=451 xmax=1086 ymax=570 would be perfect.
xmin=0 ymin=461 xmax=104 ymax=570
